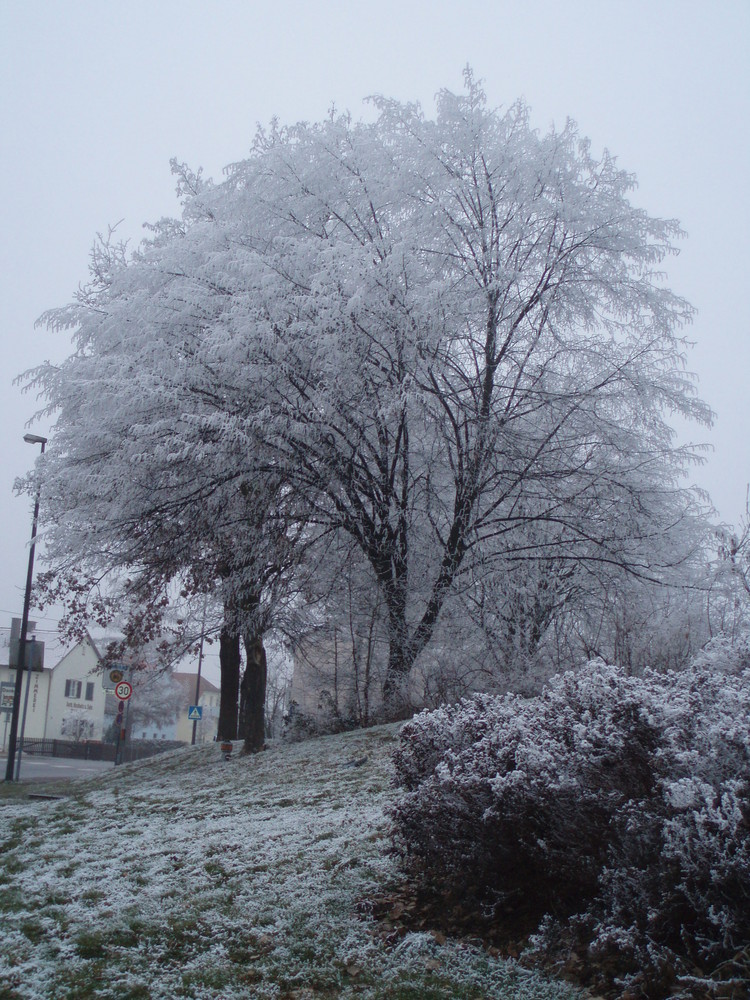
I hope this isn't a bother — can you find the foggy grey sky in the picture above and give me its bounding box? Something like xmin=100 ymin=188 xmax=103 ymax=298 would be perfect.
xmin=1 ymin=0 xmax=748 ymax=676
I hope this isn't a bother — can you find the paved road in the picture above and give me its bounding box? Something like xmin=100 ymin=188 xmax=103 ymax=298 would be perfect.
xmin=0 ymin=755 xmax=115 ymax=782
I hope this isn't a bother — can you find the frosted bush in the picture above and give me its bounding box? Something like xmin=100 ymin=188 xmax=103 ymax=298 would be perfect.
xmin=390 ymin=654 xmax=750 ymax=998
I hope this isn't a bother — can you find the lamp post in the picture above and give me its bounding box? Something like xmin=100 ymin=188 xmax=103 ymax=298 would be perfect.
xmin=4 ymin=434 xmax=47 ymax=783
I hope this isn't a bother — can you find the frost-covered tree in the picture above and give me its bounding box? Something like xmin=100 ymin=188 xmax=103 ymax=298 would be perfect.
xmin=126 ymin=667 xmax=184 ymax=738
xmin=708 ymin=490 xmax=750 ymax=641
xmin=26 ymin=71 xmax=711 ymax=715
xmin=195 ymin=72 xmax=710 ymax=703
xmin=25 ymin=221 xmax=303 ymax=749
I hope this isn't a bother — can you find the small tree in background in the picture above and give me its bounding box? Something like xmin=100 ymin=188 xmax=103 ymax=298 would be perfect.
xmin=126 ymin=668 xmax=184 ymax=739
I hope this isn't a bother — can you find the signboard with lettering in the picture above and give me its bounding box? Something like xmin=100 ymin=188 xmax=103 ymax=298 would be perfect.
xmin=102 ymin=665 xmax=130 ymax=690
xmin=0 ymin=682 xmax=14 ymax=712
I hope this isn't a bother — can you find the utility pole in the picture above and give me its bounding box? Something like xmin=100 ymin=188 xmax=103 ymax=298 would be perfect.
xmin=5 ymin=434 xmax=47 ymax=782
xmin=191 ymin=602 xmax=207 ymax=746
xmin=14 ymin=635 xmax=38 ymax=781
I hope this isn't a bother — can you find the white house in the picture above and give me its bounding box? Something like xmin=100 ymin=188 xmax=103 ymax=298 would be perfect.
xmin=0 ymin=634 xmax=106 ymax=748
xmin=0 ymin=630 xmax=222 ymax=750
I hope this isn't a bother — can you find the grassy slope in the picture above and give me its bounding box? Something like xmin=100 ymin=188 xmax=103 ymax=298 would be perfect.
xmin=0 ymin=725 xmax=586 ymax=1000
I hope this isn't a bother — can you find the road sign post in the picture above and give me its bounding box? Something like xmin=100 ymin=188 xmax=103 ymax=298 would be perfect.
xmin=113 ymin=682 xmax=132 ymax=765
xmin=114 ymin=699 xmax=126 ymax=766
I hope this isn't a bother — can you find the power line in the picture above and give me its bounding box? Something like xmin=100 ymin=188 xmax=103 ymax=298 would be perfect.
xmin=0 ymin=611 xmax=61 ymax=625
xmin=0 ymin=627 xmax=60 ymax=633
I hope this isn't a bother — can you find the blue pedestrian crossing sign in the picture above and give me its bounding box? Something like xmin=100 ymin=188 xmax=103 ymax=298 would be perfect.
xmin=188 ymin=705 xmax=203 ymax=721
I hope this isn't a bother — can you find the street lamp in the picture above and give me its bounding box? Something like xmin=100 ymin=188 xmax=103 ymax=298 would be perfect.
xmin=4 ymin=434 xmax=47 ymax=782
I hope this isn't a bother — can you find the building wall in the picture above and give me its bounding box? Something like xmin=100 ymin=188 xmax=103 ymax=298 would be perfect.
xmin=173 ymin=685 xmax=220 ymax=744
xmin=130 ymin=716 xmax=178 ymax=741
xmin=0 ymin=664 xmax=51 ymax=749
xmin=290 ymin=630 xmax=384 ymax=723
xmin=44 ymin=639 xmax=107 ymax=741
xmin=0 ymin=636 xmax=106 ymax=747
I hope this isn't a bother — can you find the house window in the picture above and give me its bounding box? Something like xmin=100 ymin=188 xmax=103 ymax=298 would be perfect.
xmin=65 ymin=680 xmax=82 ymax=699
xmin=85 ymin=682 xmax=95 ymax=702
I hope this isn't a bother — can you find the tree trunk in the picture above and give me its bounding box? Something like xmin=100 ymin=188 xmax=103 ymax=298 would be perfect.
xmin=379 ymin=493 xmax=474 ymax=713
xmin=382 ymin=626 xmax=413 ymax=719
xmin=218 ymin=629 xmax=240 ymax=740
xmin=239 ymin=634 xmax=267 ymax=753
xmin=376 ymin=554 xmax=413 ymax=717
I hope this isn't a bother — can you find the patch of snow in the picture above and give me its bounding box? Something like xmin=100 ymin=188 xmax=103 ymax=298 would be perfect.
xmin=0 ymin=725 xmax=582 ymax=999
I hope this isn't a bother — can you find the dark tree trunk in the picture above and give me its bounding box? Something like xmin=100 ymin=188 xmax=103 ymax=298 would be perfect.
xmin=382 ymin=641 xmax=414 ymax=719
xmin=378 ymin=487 xmax=474 ymax=714
xmin=218 ymin=629 xmax=240 ymax=740
xmin=376 ymin=553 xmax=414 ymax=718
xmin=239 ymin=634 xmax=267 ymax=753
xmin=382 ymin=586 xmax=416 ymax=719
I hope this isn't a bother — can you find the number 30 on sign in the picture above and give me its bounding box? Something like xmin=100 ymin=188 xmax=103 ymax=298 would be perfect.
xmin=114 ymin=681 xmax=133 ymax=700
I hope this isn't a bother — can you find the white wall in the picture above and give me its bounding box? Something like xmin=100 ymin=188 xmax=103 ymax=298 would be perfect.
xmin=44 ymin=639 xmax=107 ymax=741
xmin=0 ymin=664 xmax=51 ymax=749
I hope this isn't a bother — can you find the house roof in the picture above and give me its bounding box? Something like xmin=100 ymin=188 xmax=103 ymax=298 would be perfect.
xmin=171 ymin=672 xmax=220 ymax=699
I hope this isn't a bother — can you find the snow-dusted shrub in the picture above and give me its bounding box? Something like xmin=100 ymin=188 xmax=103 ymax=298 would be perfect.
xmin=390 ymin=657 xmax=750 ymax=997
xmin=588 ymin=777 xmax=750 ymax=997
xmin=392 ymin=663 xmax=663 ymax=917
xmin=282 ymin=696 xmax=361 ymax=742
xmin=390 ymin=693 xmax=501 ymax=791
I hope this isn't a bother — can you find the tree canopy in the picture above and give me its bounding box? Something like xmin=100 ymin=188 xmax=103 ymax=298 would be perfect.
xmin=26 ymin=72 xmax=713 ymax=715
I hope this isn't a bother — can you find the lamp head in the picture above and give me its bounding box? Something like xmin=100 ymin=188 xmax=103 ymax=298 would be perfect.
xmin=23 ymin=434 xmax=47 ymax=446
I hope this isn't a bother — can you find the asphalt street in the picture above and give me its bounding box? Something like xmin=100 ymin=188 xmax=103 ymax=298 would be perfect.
xmin=0 ymin=755 xmax=115 ymax=782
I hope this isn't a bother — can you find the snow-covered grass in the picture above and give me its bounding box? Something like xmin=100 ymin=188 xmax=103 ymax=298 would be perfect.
xmin=0 ymin=725 xmax=586 ymax=1000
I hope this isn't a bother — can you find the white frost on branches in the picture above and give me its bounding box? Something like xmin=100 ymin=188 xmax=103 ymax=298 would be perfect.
xmin=24 ymin=71 xmax=713 ymax=699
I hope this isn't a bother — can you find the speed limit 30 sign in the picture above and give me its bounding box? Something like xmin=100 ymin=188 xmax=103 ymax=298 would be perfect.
xmin=114 ymin=681 xmax=133 ymax=700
